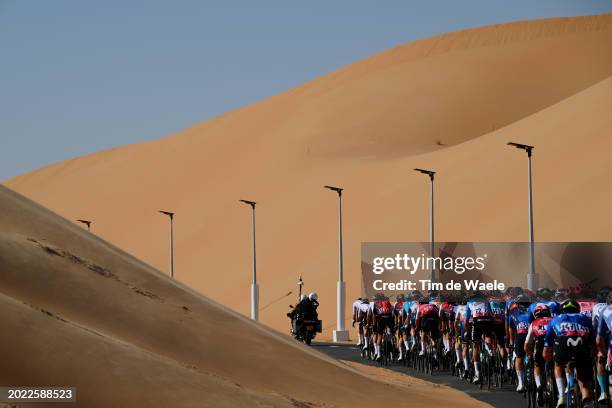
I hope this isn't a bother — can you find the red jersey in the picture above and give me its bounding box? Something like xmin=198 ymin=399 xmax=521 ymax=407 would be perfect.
xmin=374 ymin=300 xmax=393 ymax=316
xmin=417 ymin=303 xmax=439 ymax=319
xmin=530 ymin=316 xmax=552 ymax=337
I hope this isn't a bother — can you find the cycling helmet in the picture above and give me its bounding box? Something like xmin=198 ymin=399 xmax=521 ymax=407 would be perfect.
xmin=597 ymin=289 xmax=611 ymax=303
xmin=554 ymin=288 xmax=569 ymax=301
xmin=607 ymin=291 xmax=612 ymax=305
xmin=308 ymin=292 xmax=318 ymax=302
xmin=537 ymin=288 xmax=553 ymax=301
xmin=560 ymin=299 xmax=580 ymax=313
xmin=514 ymin=294 xmax=531 ymax=306
xmin=396 ymin=293 xmax=406 ymax=302
xmin=533 ymin=304 xmax=551 ymax=319
xmin=300 ymin=294 xmax=307 ymax=301
xmin=509 ymin=287 xmax=524 ymax=297
xmin=411 ymin=290 xmax=422 ymax=300
xmin=471 ymin=291 xmax=485 ymax=300
xmin=362 ymin=298 xmax=370 ymax=304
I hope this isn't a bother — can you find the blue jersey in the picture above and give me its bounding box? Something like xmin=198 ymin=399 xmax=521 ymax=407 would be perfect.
xmin=597 ymin=305 xmax=612 ymax=338
xmin=465 ymin=300 xmax=492 ymax=322
xmin=402 ymin=301 xmax=418 ymax=323
xmin=489 ymin=300 xmax=506 ymax=324
xmin=528 ymin=301 xmax=560 ymax=323
xmin=508 ymin=306 xmax=530 ymax=335
xmin=544 ymin=313 xmax=594 ymax=347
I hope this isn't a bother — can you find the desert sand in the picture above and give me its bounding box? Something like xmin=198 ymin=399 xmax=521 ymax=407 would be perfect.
xmin=6 ymin=14 xmax=612 ymax=342
xmin=0 ymin=186 xmax=487 ymax=407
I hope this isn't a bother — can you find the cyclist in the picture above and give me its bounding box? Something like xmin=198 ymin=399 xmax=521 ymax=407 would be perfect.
xmin=525 ymin=303 xmax=553 ymax=406
xmin=352 ymin=297 xmax=364 ymax=346
xmin=508 ymin=294 xmax=532 ymax=393
xmin=489 ymin=294 xmax=508 ymax=367
xmin=352 ymin=297 xmax=371 ymax=354
xmin=415 ymin=296 xmax=440 ymax=361
xmin=544 ymin=299 xmax=595 ymax=408
xmin=465 ymin=291 xmax=494 ymax=384
xmin=595 ymin=292 xmax=612 ymax=404
xmin=439 ymin=294 xmax=455 ymax=356
xmin=372 ymin=294 xmax=394 ymax=361
xmin=393 ymin=294 xmax=407 ymax=361
xmin=403 ymin=291 xmax=421 ymax=352
xmin=454 ymin=298 xmax=469 ymax=374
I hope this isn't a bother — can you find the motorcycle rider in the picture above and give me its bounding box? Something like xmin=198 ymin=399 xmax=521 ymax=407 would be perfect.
xmin=287 ymin=292 xmax=319 ymax=338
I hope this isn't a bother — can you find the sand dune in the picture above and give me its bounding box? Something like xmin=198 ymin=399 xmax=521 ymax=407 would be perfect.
xmin=0 ymin=186 xmax=486 ymax=407
xmin=6 ymin=14 xmax=612 ymax=341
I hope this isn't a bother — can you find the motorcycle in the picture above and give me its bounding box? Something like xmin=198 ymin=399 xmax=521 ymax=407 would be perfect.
xmin=288 ymin=304 xmax=322 ymax=345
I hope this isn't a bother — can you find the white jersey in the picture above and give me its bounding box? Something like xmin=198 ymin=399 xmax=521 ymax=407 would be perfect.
xmin=601 ymin=304 xmax=612 ymax=333
xmin=592 ymin=303 xmax=607 ymax=329
xmin=352 ymin=299 xmax=370 ymax=320
xmin=352 ymin=300 xmax=362 ymax=316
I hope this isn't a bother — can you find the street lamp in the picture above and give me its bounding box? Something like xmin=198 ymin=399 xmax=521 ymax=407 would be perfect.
xmin=76 ymin=219 xmax=92 ymax=232
xmin=414 ymin=168 xmax=436 ymax=283
xmin=240 ymin=199 xmax=258 ymax=321
xmin=324 ymin=185 xmax=349 ymax=342
xmin=158 ymin=210 xmax=175 ymax=279
xmin=507 ymin=142 xmax=537 ymax=290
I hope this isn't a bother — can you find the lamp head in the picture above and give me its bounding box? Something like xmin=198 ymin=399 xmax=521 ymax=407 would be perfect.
xmin=324 ymin=185 xmax=343 ymax=194
xmin=414 ymin=168 xmax=436 ymax=179
xmin=239 ymin=199 xmax=256 ymax=208
xmin=507 ymin=142 xmax=534 ymax=155
xmin=159 ymin=210 xmax=174 ymax=218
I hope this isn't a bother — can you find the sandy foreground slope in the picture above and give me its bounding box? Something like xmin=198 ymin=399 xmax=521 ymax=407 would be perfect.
xmin=0 ymin=186 xmax=487 ymax=407
xmin=6 ymin=14 xmax=612 ymax=340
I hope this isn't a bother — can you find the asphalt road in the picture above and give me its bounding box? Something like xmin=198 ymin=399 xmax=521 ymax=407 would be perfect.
xmin=313 ymin=342 xmax=526 ymax=408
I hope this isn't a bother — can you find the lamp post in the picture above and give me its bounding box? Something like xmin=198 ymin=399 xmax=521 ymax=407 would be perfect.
xmin=240 ymin=199 xmax=258 ymax=321
xmin=414 ymin=168 xmax=436 ymax=283
xmin=158 ymin=210 xmax=175 ymax=278
xmin=76 ymin=219 xmax=92 ymax=232
xmin=324 ymin=185 xmax=349 ymax=342
xmin=507 ymin=142 xmax=537 ymax=290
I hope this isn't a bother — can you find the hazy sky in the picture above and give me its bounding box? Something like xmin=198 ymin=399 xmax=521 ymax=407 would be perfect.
xmin=2 ymin=1 xmax=611 ymax=180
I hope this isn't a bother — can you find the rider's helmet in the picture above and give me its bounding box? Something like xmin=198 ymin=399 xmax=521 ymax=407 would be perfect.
xmin=300 ymin=294 xmax=307 ymax=301
xmin=560 ymin=299 xmax=580 ymax=314
xmin=396 ymin=293 xmax=406 ymax=302
xmin=607 ymin=291 xmax=612 ymax=305
xmin=308 ymin=292 xmax=318 ymax=302
xmin=471 ymin=290 xmax=485 ymax=300
xmin=537 ymin=288 xmax=553 ymax=301
xmin=533 ymin=304 xmax=551 ymax=319
xmin=597 ymin=288 xmax=611 ymax=303
xmin=514 ymin=294 xmax=531 ymax=307
xmin=411 ymin=290 xmax=422 ymax=301
xmin=554 ymin=288 xmax=569 ymax=301
xmin=509 ymin=287 xmax=524 ymax=298
xmin=362 ymin=298 xmax=370 ymax=304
